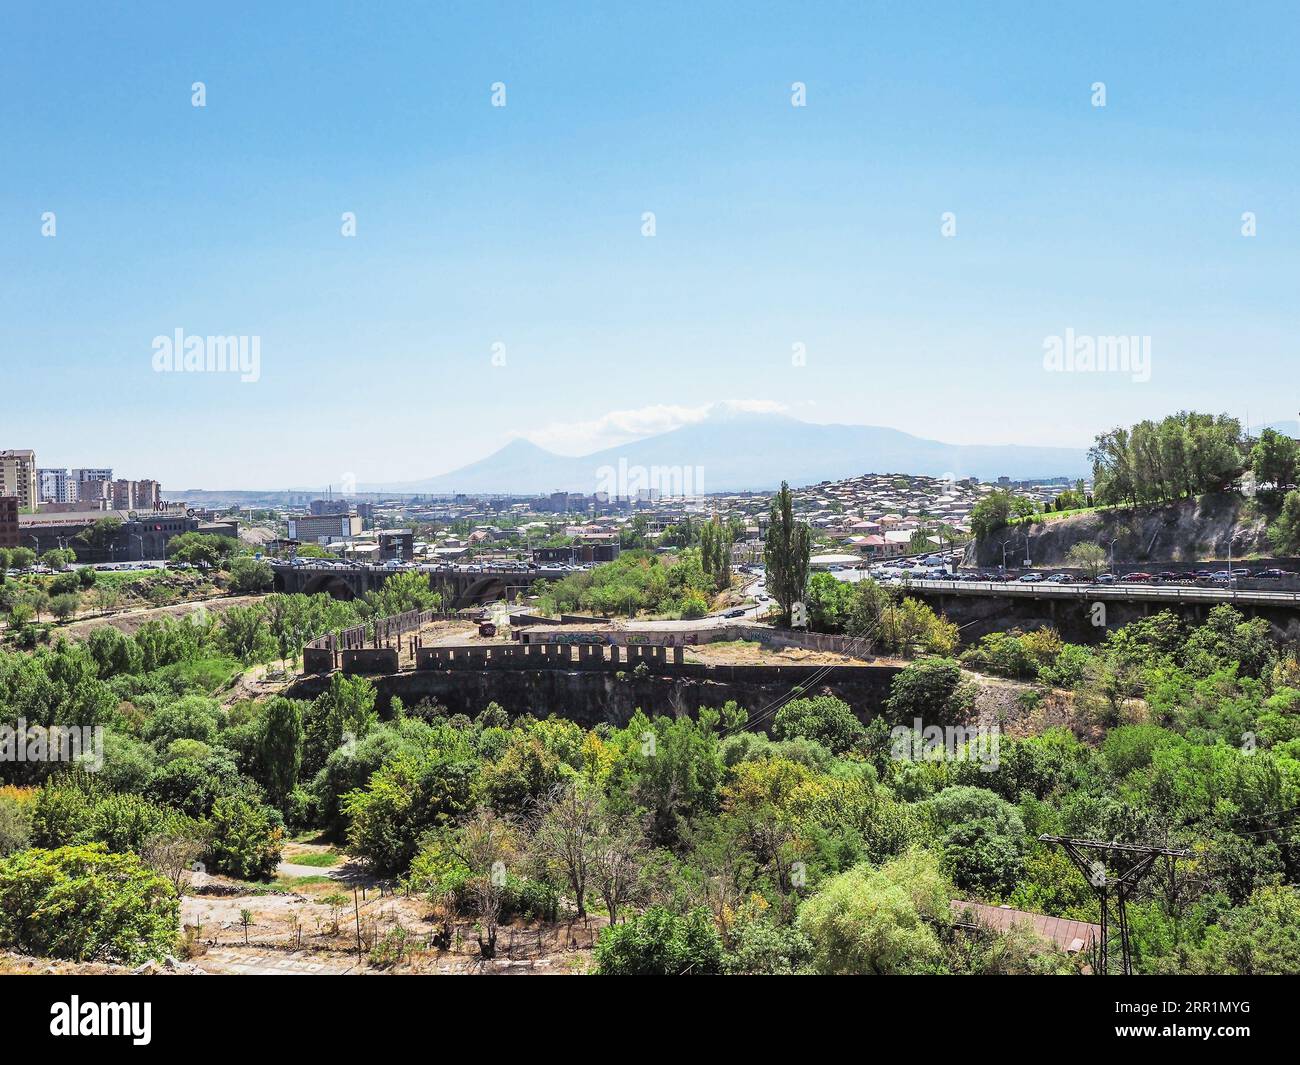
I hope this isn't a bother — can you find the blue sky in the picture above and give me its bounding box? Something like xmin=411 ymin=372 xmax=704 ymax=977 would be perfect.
xmin=2 ymin=1 xmax=1297 ymax=490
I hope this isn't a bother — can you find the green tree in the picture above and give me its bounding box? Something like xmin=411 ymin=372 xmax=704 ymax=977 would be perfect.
xmin=50 ymin=592 xmax=80 ymax=621
xmin=763 ymin=481 xmax=810 ymax=625
xmin=219 ymin=604 xmax=269 ymax=661
xmin=0 ymin=843 xmax=179 ymax=965
xmin=74 ymin=517 xmax=123 ymax=554
xmin=804 ymin=571 xmax=856 ymax=633
xmin=593 ymin=906 xmax=723 ymax=975
xmin=1065 ymin=541 xmax=1108 ymax=578
xmin=343 ymin=738 xmax=478 ymax=875
xmin=1267 ymin=489 xmax=1300 ymax=554
xmin=206 ymin=796 xmax=283 ymax=880
xmin=970 ymin=491 xmax=1013 ymax=540
xmin=1185 ymin=886 xmax=1300 ymax=975
xmin=228 ymin=556 xmax=273 ymax=593
xmin=1250 ymin=428 xmax=1298 ymax=489
xmin=255 ymin=697 xmax=305 ymax=808
xmin=884 ymin=658 xmax=976 ymax=727
xmin=796 ymin=851 xmax=951 ymax=974
xmin=366 ymin=569 xmax=439 ymax=615
xmin=772 ymin=695 xmax=865 ymax=754
xmin=927 ymin=786 xmax=1028 ymax=895
xmin=303 ymin=672 xmax=379 ymax=777
xmin=8 ymin=546 xmax=36 ymax=571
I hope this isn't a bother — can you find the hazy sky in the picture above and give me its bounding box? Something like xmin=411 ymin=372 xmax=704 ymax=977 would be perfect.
xmin=3 ymin=2 xmax=1297 ymax=490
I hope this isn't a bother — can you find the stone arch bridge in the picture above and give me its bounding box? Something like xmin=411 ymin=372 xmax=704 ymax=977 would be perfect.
xmin=270 ymin=563 xmax=546 ymax=607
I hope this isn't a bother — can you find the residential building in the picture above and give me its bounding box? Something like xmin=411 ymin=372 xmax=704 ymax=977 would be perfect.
xmin=133 ymin=480 xmax=162 ymax=510
xmin=0 ymin=450 xmax=38 ymax=512
xmin=379 ymin=529 xmax=415 ymax=561
xmin=286 ymin=514 xmax=363 ymax=544
xmin=110 ymin=479 xmax=136 ymax=510
xmin=78 ymin=478 xmax=112 ymax=506
xmin=310 ymin=498 xmax=351 ymax=516
xmin=0 ymin=496 xmax=18 ymax=549
xmin=72 ymin=468 xmax=113 ymax=485
xmin=72 ymin=468 xmax=113 ymax=504
xmin=37 ymin=468 xmax=74 ymax=504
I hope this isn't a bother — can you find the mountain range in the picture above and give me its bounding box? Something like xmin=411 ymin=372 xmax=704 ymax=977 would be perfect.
xmin=364 ymin=410 xmax=1092 ymax=495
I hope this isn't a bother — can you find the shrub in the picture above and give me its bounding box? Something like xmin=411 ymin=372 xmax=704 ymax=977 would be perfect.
xmin=205 ymin=796 xmax=283 ymax=880
xmin=593 ymin=906 xmax=723 ymax=975
xmin=0 ymin=843 xmax=178 ymax=964
xmin=796 ymin=851 xmax=950 ymax=974
xmin=884 ymin=658 xmax=976 ymax=727
xmin=771 ymin=695 xmax=866 ymax=754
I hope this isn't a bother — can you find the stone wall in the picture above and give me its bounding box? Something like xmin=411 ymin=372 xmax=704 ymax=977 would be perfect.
xmin=288 ymin=661 xmax=903 ymax=729
xmin=415 ymin=641 xmax=684 ymax=671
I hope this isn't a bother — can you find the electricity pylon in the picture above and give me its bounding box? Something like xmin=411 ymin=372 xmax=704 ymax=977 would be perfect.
xmin=1038 ymin=835 xmax=1191 ymax=975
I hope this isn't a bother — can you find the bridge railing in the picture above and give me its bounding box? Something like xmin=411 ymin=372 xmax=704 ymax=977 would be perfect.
xmin=905 ymin=578 xmax=1300 ymax=606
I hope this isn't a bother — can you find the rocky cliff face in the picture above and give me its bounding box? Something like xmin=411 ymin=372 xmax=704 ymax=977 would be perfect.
xmin=966 ymin=493 xmax=1271 ymax=568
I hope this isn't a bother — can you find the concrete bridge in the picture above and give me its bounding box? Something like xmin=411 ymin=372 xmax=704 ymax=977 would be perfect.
xmin=271 ymin=563 xmax=546 ymax=607
xmin=903 ymin=578 xmax=1300 ymax=642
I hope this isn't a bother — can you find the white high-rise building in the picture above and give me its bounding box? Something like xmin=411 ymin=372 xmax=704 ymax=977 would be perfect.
xmin=37 ymin=468 xmax=73 ymax=503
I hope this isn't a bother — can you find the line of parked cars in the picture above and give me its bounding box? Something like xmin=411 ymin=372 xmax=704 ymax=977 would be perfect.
xmin=956 ymin=568 xmax=1294 ymax=587
xmin=894 ymin=566 xmax=1295 ymax=587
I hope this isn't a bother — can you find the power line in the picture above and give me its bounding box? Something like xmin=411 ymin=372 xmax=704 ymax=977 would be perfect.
xmin=1039 ymin=835 xmax=1191 ymax=975
xmin=721 ymin=606 xmax=891 ymax=739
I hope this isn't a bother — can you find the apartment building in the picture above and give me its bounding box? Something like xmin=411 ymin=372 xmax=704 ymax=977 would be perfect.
xmin=134 ymin=480 xmax=162 ymax=510
xmin=0 ymin=496 xmax=18 ymax=549
xmin=68 ymin=468 xmax=110 ymax=504
xmin=78 ymin=478 xmax=112 ymax=506
xmin=37 ymin=467 xmax=73 ymax=504
xmin=287 ymin=513 xmax=363 ymax=544
xmin=0 ymin=450 xmax=38 ymax=512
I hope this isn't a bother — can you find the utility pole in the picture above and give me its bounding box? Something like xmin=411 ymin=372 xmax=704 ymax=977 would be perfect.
xmin=1038 ymin=836 xmax=1190 ymax=975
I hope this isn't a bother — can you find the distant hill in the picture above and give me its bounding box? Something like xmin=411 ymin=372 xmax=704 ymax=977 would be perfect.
xmin=368 ymin=410 xmax=1091 ymax=494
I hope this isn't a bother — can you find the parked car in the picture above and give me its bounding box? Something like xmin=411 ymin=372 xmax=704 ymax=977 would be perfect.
xmin=1017 ymin=572 xmax=1045 ymax=583
xmin=1256 ymin=568 xmax=1286 ymax=579
xmin=1046 ymin=573 xmax=1073 ymax=583
xmin=1095 ymin=573 xmax=1118 ymax=584
xmin=725 ymin=608 xmax=747 ymax=618
xmin=1120 ymin=572 xmax=1153 ymax=583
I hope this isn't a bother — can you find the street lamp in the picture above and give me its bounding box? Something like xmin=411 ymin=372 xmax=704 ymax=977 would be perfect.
xmin=1105 ymin=537 xmax=1118 ymax=574
xmin=131 ymin=533 xmax=144 ymax=561
xmin=1000 ymin=537 xmax=1014 ymax=573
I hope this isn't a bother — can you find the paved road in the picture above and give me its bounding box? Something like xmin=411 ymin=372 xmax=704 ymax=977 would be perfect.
xmin=635 ymin=573 xmax=769 ymax=631
xmin=894 ymin=577 xmax=1300 ymax=607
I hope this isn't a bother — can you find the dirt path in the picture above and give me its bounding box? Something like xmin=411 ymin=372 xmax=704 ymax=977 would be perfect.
xmin=60 ymin=594 xmax=265 ymax=639
xmin=220 ymin=661 xmax=297 ymax=706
